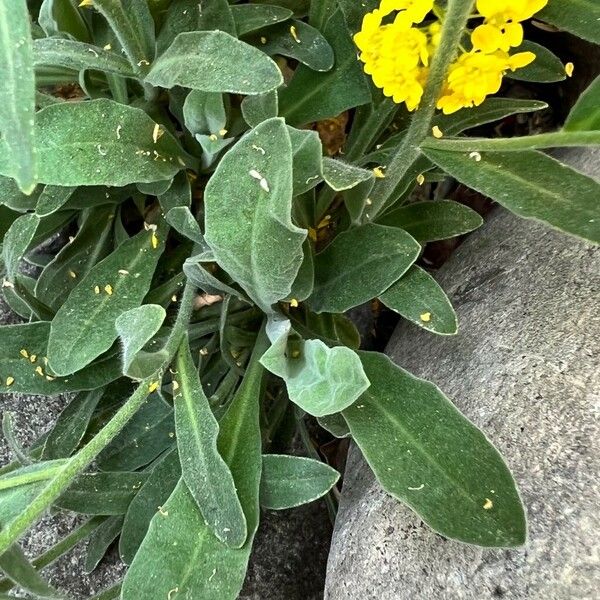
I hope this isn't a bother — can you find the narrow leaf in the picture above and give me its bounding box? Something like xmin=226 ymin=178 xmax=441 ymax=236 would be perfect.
xmin=0 ymin=0 xmax=37 ymax=193
xmin=344 ymin=352 xmax=527 ymax=547
xmin=0 ymin=544 xmax=60 ymax=599
xmin=2 ymin=213 xmax=39 ymax=282
xmin=84 ymin=515 xmax=124 ymax=573
xmin=260 ymin=454 xmax=339 ymax=509
xmin=564 ymin=74 xmax=600 ymax=132
xmin=538 ymin=0 xmax=600 ymax=44
xmin=422 ymin=148 xmax=600 ymax=244
xmin=47 ymin=224 xmax=166 ymax=376
xmin=174 ymin=337 xmax=247 ymax=548
xmin=232 ymin=4 xmax=292 ymax=35
xmin=379 ymin=266 xmax=458 ymax=335
xmin=35 ymin=184 xmax=76 ymax=217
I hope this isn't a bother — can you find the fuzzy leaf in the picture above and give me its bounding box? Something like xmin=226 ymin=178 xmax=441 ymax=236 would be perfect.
xmin=174 ymin=338 xmax=247 ymax=547
xmin=84 ymin=516 xmax=124 ymax=574
xmin=507 ymin=41 xmax=565 ymax=83
xmin=310 ymin=223 xmax=420 ymax=313
xmin=116 ymin=305 xmax=167 ymax=379
xmin=147 ymin=31 xmax=283 ymax=95
xmin=33 ymin=38 xmax=137 ymax=77
xmin=279 ymin=10 xmax=370 ymax=126
xmin=232 ymin=4 xmax=292 ymax=35
xmin=321 ymin=157 xmax=374 ymax=191
xmin=261 ymin=327 xmax=369 ymax=417
xmin=377 ymin=200 xmax=483 ymax=242
xmin=538 ymin=0 xmax=600 ymax=44
xmin=47 ymin=224 xmax=166 ymax=376
xmin=0 ymin=0 xmax=37 ymax=193
xmin=0 ymin=99 xmax=188 ymax=187
xmin=2 ymin=213 xmax=39 ymax=282
xmin=379 ymin=266 xmax=457 ymax=335
xmin=205 ymin=118 xmax=306 ymax=311
xmin=0 ymin=322 xmax=121 ymax=395
xmin=344 ymin=352 xmax=527 ymax=547
xmin=422 ymin=148 xmax=600 ymax=245
xmin=260 ymin=454 xmax=339 ymax=509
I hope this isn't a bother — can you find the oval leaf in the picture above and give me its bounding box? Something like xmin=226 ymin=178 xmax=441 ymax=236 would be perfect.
xmin=310 ymin=223 xmax=420 ymax=313
xmin=260 ymin=454 xmax=339 ymax=509
xmin=377 ymin=200 xmax=483 ymax=243
xmin=379 ymin=266 xmax=458 ymax=335
xmin=146 ymin=31 xmax=283 ymax=95
xmin=344 ymin=352 xmax=526 ymax=547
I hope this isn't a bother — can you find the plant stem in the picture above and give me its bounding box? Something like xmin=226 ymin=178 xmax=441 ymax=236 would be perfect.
xmin=422 ymin=129 xmax=600 ymax=152
xmin=0 ymin=462 xmax=65 ymax=491
xmin=368 ymin=0 xmax=475 ymax=219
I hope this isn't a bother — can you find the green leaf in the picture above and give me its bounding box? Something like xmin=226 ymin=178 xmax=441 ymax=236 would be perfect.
xmin=146 ymin=31 xmax=283 ymax=95
xmin=116 ymin=305 xmax=167 ymax=379
xmin=0 ymin=175 xmax=39 ymax=212
xmin=0 ymin=322 xmax=121 ymax=395
xmin=165 ymin=207 xmax=205 ymax=245
xmin=42 ymin=389 xmax=104 ymax=460
xmin=249 ymin=19 xmax=334 ymax=72
xmin=564 ymin=74 xmax=600 ymax=132
xmin=261 ymin=325 xmax=370 ymax=417
xmin=205 ymin=117 xmax=306 ymax=311
xmin=422 ymin=148 xmax=600 ymax=245
xmin=183 ymin=254 xmax=247 ymax=301
xmin=33 ymin=38 xmax=137 ymax=77
xmin=506 ymin=41 xmax=565 ymax=83
xmin=2 ymin=213 xmax=39 ymax=282
xmin=377 ymin=200 xmax=483 ymax=242
xmin=288 ymin=126 xmax=323 ymax=195
xmin=35 ymin=205 xmax=115 ymax=310
xmin=0 ymin=544 xmax=60 ymax=599
xmin=0 ymin=99 xmax=188 ymax=187
xmin=0 ymin=0 xmax=37 ymax=193
xmin=260 ymin=454 xmax=339 ymax=509
xmin=336 ymin=0 xmax=378 ymax=32
xmin=232 ymin=4 xmax=293 ymax=36
xmin=47 ymin=223 xmax=166 ymax=376
xmin=538 ymin=0 xmax=600 ymax=44
xmin=35 ymin=184 xmax=77 ymax=217
xmin=91 ymin=0 xmax=156 ymax=71
xmin=241 ymin=91 xmax=278 ymax=128
xmin=122 ymin=332 xmax=266 ymax=599
xmin=119 ymin=448 xmax=181 ymax=565
xmin=321 ymin=157 xmax=374 ymax=191
xmin=434 ymin=98 xmax=548 ymax=136
xmin=310 ymin=223 xmax=420 ymax=313
xmin=174 ymin=337 xmax=247 ymax=547
xmin=183 ymin=90 xmax=226 ymax=136
xmin=196 ymin=0 xmax=236 ymax=35
xmin=38 ymin=0 xmax=90 ymax=41
xmin=344 ymin=352 xmax=527 ymax=547
xmin=279 ymin=10 xmax=370 ymax=126
xmin=96 ymin=392 xmax=173 ymax=472
xmin=379 ymin=266 xmax=457 ymax=335
xmin=85 ymin=516 xmax=124 ymax=574
xmin=56 ymin=471 xmax=148 ymax=515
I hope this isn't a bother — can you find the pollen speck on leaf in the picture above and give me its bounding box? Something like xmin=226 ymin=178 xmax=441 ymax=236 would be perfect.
xmin=5 ymin=377 xmax=14 ymax=387
xmin=420 ymin=312 xmax=432 ymax=323
xmin=432 ymin=125 xmax=443 ymax=138
xmin=19 ymin=349 xmax=29 ymax=359
xmin=565 ymin=62 xmax=574 ymax=77
xmin=483 ymin=498 xmax=494 ymax=510
xmin=104 ymin=284 xmax=113 ymax=295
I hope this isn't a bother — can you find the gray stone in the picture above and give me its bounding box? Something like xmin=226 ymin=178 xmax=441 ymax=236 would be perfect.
xmin=325 ymin=149 xmax=600 ymax=600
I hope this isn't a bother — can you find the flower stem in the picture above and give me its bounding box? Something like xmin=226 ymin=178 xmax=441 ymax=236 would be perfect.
xmin=367 ymin=0 xmax=475 ymax=220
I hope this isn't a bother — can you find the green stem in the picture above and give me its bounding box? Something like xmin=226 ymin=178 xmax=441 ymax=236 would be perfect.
xmin=0 ymin=462 xmax=65 ymax=491
xmin=368 ymin=0 xmax=475 ymax=219
xmin=422 ymin=129 xmax=600 ymax=152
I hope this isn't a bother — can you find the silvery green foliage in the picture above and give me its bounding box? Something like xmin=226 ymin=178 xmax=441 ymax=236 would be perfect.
xmin=0 ymin=0 xmax=598 ymax=597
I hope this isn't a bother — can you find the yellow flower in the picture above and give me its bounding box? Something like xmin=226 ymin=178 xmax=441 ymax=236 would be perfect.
xmin=437 ymin=50 xmax=535 ymax=114
xmin=472 ymin=0 xmax=548 ymax=52
xmin=354 ymin=1 xmax=434 ymax=111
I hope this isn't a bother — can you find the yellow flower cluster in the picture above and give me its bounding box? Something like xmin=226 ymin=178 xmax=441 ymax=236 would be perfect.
xmin=355 ymin=0 xmax=548 ymax=114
